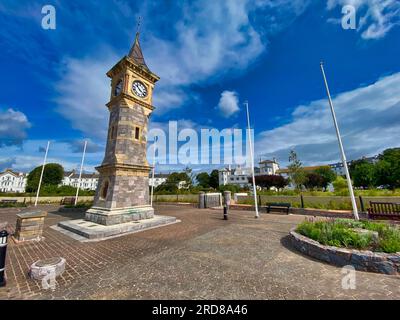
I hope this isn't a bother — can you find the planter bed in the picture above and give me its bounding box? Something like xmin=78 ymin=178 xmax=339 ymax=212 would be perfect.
xmin=290 ymin=228 xmax=400 ymax=275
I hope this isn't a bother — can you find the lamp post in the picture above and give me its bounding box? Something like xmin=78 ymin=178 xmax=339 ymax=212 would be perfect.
xmin=0 ymin=229 xmax=9 ymax=287
xmin=320 ymin=62 xmax=359 ymax=220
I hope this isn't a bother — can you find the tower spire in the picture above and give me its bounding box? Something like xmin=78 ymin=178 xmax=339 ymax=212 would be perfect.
xmin=128 ymin=17 xmax=149 ymax=71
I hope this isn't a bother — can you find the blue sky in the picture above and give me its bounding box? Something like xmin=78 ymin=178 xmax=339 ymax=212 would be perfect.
xmin=0 ymin=0 xmax=399 ymax=173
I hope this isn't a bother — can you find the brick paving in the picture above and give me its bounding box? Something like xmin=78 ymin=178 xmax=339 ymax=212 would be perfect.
xmin=0 ymin=204 xmax=399 ymax=300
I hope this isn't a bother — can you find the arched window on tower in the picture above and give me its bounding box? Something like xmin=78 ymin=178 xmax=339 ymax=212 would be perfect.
xmin=100 ymin=180 xmax=109 ymax=200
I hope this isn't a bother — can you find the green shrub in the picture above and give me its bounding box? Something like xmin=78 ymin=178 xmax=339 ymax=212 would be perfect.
xmin=296 ymin=218 xmax=400 ymax=253
xmin=379 ymin=231 xmax=400 ymax=253
xmin=297 ymin=220 xmax=371 ymax=249
xmin=0 ymin=202 xmax=27 ymax=208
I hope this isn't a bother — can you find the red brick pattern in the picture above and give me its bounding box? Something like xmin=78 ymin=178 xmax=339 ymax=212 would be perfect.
xmin=0 ymin=205 xmax=399 ymax=300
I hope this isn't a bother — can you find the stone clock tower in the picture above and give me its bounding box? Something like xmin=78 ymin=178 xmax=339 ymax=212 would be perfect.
xmin=85 ymin=32 xmax=160 ymax=226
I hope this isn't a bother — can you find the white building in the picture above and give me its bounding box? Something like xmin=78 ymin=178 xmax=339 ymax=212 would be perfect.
xmin=218 ymin=159 xmax=280 ymax=188
xmin=329 ymin=155 xmax=379 ymax=176
xmin=329 ymin=161 xmax=352 ymax=176
xmin=218 ymin=168 xmax=230 ymax=186
xmin=149 ymin=173 xmax=168 ymax=188
xmin=0 ymin=169 xmax=27 ymax=193
xmin=61 ymin=171 xmax=99 ymax=191
xmin=218 ymin=165 xmax=251 ymax=188
xmin=258 ymin=159 xmax=280 ymax=175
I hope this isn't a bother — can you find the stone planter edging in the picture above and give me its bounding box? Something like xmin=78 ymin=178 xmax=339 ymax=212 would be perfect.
xmin=289 ymin=228 xmax=400 ymax=275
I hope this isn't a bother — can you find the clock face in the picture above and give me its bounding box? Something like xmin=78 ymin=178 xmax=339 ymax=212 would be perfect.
xmin=114 ymin=79 xmax=123 ymax=96
xmin=132 ymin=80 xmax=148 ymax=98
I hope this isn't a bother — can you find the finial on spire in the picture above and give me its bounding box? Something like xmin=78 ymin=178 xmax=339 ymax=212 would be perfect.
xmin=136 ymin=16 xmax=142 ymax=37
xmin=128 ymin=16 xmax=149 ymax=71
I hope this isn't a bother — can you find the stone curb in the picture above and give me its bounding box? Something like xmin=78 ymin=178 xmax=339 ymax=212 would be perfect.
xmin=289 ymin=228 xmax=400 ymax=275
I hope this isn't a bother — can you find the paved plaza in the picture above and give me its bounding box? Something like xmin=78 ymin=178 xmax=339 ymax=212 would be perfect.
xmin=0 ymin=204 xmax=399 ymax=300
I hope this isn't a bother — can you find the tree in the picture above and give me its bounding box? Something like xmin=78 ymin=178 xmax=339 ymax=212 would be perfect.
xmin=304 ymin=172 xmax=324 ymax=190
xmin=287 ymin=150 xmax=306 ymax=190
xmin=155 ymin=182 xmax=178 ymax=194
xmin=350 ymin=161 xmax=376 ymax=188
xmin=218 ymin=184 xmax=241 ymax=193
xmin=26 ymin=163 xmax=64 ymax=192
xmin=168 ymin=172 xmax=190 ymax=186
xmin=252 ymin=175 xmax=288 ymax=191
xmin=273 ymin=175 xmax=289 ymax=191
xmin=315 ymin=166 xmax=336 ymax=190
xmin=196 ymin=172 xmax=210 ymax=188
xmin=375 ymin=148 xmax=400 ymax=189
xmin=332 ymin=176 xmax=347 ymax=192
xmin=253 ymin=175 xmax=274 ymax=190
xmin=209 ymin=170 xmax=220 ymax=189
xmin=183 ymin=167 xmax=195 ymax=188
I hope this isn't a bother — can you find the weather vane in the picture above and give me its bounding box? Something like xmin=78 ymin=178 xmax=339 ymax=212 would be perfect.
xmin=136 ymin=16 xmax=142 ymax=34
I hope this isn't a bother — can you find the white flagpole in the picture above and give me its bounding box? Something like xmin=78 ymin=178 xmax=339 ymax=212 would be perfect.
xmin=35 ymin=141 xmax=50 ymax=207
xmin=75 ymin=140 xmax=88 ymax=205
xmin=150 ymin=137 xmax=157 ymax=207
xmin=245 ymin=101 xmax=259 ymax=218
xmin=320 ymin=62 xmax=359 ymax=220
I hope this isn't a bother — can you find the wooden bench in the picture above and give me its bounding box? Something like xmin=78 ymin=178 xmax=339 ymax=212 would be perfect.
xmin=265 ymin=202 xmax=291 ymax=215
xmin=60 ymin=197 xmax=76 ymax=205
xmin=368 ymin=201 xmax=400 ymax=220
xmin=0 ymin=199 xmax=18 ymax=204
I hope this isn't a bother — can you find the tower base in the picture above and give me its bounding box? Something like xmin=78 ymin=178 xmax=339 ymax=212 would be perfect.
xmin=56 ymin=215 xmax=179 ymax=241
xmin=85 ymin=205 xmax=154 ymax=226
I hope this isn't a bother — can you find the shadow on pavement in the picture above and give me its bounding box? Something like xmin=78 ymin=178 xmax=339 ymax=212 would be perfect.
xmin=47 ymin=209 xmax=86 ymax=220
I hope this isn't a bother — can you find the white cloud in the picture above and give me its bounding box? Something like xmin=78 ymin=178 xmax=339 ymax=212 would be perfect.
xmin=54 ymin=53 xmax=118 ymax=140
xmin=256 ymin=72 xmax=400 ymax=166
xmin=0 ymin=157 xmax=16 ymax=171
xmin=327 ymin=0 xmax=400 ymax=39
xmin=0 ymin=108 xmax=31 ymax=147
xmin=0 ymin=139 xmax=103 ymax=173
xmin=217 ymin=91 xmax=240 ymax=118
xmin=54 ymin=0 xmax=309 ymax=133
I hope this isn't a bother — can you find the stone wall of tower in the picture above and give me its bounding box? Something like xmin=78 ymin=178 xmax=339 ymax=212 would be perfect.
xmin=102 ymin=103 xmax=149 ymax=167
xmin=93 ymin=168 xmax=149 ymax=210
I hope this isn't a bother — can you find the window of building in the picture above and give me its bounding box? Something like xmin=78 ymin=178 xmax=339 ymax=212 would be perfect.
xmin=100 ymin=180 xmax=109 ymax=200
xmin=135 ymin=127 xmax=140 ymax=140
xmin=110 ymin=125 xmax=117 ymax=140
